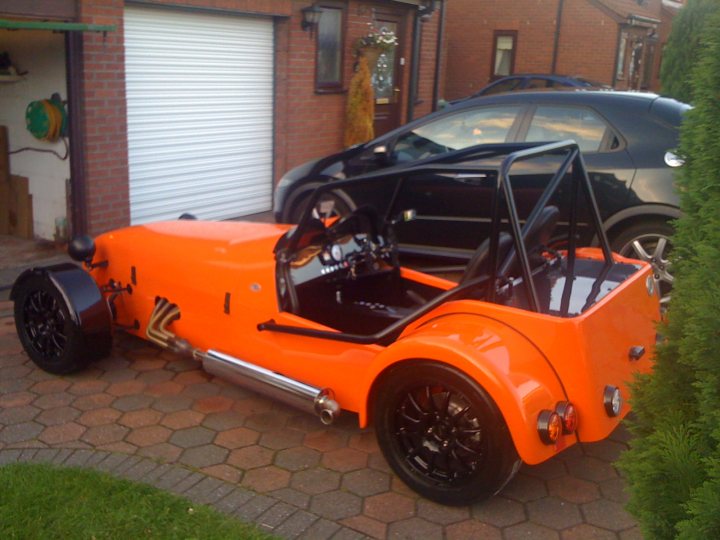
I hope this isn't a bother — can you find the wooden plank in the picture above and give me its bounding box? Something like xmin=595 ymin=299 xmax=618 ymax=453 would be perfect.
xmin=8 ymin=175 xmax=33 ymax=239
xmin=0 ymin=180 xmax=8 ymax=235
xmin=0 ymin=125 xmax=8 ymax=184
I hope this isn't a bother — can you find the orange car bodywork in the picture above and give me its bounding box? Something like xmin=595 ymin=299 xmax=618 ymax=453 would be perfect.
xmin=91 ymin=219 xmax=657 ymax=466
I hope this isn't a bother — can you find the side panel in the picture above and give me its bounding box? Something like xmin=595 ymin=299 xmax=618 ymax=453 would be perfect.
xmin=360 ymin=313 xmax=574 ymax=465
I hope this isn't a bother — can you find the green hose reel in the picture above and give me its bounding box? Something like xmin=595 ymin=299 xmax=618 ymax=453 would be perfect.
xmin=25 ymin=94 xmax=67 ymax=141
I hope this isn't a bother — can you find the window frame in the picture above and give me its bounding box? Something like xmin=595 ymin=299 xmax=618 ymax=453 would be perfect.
xmin=315 ymin=1 xmax=346 ymax=93
xmin=490 ymin=30 xmax=518 ymax=81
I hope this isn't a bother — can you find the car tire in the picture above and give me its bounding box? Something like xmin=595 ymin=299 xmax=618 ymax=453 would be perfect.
xmin=13 ymin=275 xmax=99 ymax=374
xmin=287 ymin=192 xmax=353 ymax=224
xmin=611 ymin=220 xmax=674 ymax=307
xmin=374 ymin=361 xmax=521 ymax=506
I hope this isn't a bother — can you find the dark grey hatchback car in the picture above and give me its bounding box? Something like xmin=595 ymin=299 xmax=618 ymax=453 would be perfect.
xmin=274 ymin=91 xmax=689 ymax=305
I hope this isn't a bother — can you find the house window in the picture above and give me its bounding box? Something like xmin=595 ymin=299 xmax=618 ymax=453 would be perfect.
xmin=616 ymin=32 xmax=628 ymax=80
xmin=492 ymin=31 xmax=516 ymax=79
xmin=316 ymin=4 xmax=344 ymax=92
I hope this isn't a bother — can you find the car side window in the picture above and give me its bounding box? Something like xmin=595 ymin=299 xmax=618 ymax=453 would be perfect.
xmin=482 ymin=78 xmax=522 ymax=95
xmin=393 ymin=105 xmax=522 ymax=162
xmin=525 ymin=106 xmax=610 ymax=152
xmin=526 ymin=78 xmax=550 ymax=89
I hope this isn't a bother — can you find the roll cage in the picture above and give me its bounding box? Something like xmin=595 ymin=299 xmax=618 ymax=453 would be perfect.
xmin=262 ymin=140 xmax=618 ymax=343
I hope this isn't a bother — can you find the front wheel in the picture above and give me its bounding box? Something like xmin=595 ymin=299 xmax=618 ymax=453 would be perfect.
xmin=14 ymin=275 xmax=101 ymax=374
xmin=374 ymin=362 xmax=520 ymax=505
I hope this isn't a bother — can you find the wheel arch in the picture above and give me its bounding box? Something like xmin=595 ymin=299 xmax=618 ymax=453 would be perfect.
xmin=12 ymin=263 xmax=112 ymax=339
xmin=360 ymin=314 xmax=574 ymax=465
xmin=600 ymin=204 xmax=681 ymax=245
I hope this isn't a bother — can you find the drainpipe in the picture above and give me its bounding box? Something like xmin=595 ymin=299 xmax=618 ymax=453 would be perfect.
xmin=551 ymin=0 xmax=564 ymax=74
xmin=432 ymin=0 xmax=446 ymax=111
xmin=65 ymin=31 xmax=87 ymax=237
xmin=406 ymin=9 xmax=423 ymax=123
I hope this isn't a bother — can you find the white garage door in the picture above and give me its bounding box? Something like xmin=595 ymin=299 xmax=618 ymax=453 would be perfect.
xmin=124 ymin=6 xmax=274 ymax=224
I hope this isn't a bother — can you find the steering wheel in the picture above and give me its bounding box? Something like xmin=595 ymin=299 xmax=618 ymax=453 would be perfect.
xmin=327 ymin=205 xmax=381 ymax=243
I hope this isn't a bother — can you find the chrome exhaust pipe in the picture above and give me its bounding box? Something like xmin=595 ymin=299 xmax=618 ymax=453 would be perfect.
xmin=197 ymin=349 xmax=341 ymax=425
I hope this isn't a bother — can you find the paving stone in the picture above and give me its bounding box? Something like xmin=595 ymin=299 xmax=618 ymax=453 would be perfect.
xmin=228 ymin=445 xmax=274 ymax=469
xmin=63 ymin=449 xmax=96 ymax=468
xmin=112 ymin=394 xmax=155 ymax=412
xmin=219 ymin=384 xmax=253 ymax=401
xmin=84 ymin=451 xmax=112 ymax=468
xmin=32 ymin=448 xmax=61 ymax=463
xmin=184 ymin=476 xmax=235 ymax=505
xmin=273 ymin=509 xmax=319 ymax=539
xmin=0 ymin=391 xmax=35 ymax=408
xmin=304 ymin=430 xmax=350 ymax=452
xmin=137 ymin=442 xmax=183 ymax=462
xmin=183 ymin=382 xmax=221 ymax=400
xmin=257 ymin=501 xmax=297 ymax=529
xmin=322 ymin=447 xmax=368 ymax=472
xmin=583 ymin=439 xmax=627 ymax=463
xmin=113 ymin=455 xmax=144 ymax=476
xmin=36 ymin=406 xmax=81 ymax=426
xmin=201 ymin=463 xmax=243 ymax=484
xmin=275 ymin=446 xmax=321 ymax=472
xmin=169 ymin=471 xmax=205 ymax=495
xmin=78 ymin=408 xmax=122 ymax=427
xmin=619 ymin=526 xmax=644 ymax=540
xmin=561 ymin=524 xmax=617 ymax=540
xmin=363 ymin=492 xmax=415 ymax=523
xmin=146 ymin=381 xmax=185 ymax=397
xmin=213 ymin=487 xmax=254 ymax=514
xmin=502 ymin=472 xmax=549 ymax=502
xmin=341 ymin=468 xmax=390 ymax=497
xmin=582 ymin=499 xmax=636 ymax=531
xmin=161 ymin=410 xmax=205 ymax=430
xmin=95 ymin=356 xmax=130 ymax=371
xmin=310 ymin=490 xmax=362 ymax=521
xmin=471 ymin=495 xmax=526 ymax=527
xmin=18 ymin=448 xmax=39 ymax=461
xmin=215 ymin=427 xmax=259 ymax=449
xmin=98 ymin=441 xmax=138 ymax=454
xmin=0 ymin=404 xmax=40 ymax=424
xmin=50 ymin=448 xmax=76 ymax=465
xmin=244 ymin=410 xmax=289 ymax=432
xmin=233 ymin=396 xmax=275 ymax=417
xmin=102 ymin=369 xmax=141 ymax=384
xmin=174 ymin=369 xmax=211 ymax=385
xmin=548 ymin=475 xmax=601 ymax=504
xmin=0 ymin=377 xmax=32 ymax=393
xmin=81 ymin=424 xmax=129 ymax=446
xmin=31 ymin=379 xmax=71 ymax=395
xmin=525 ymin=459 xmax=568 ymax=480
xmin=154 ymin=467 xmax=194 ymax=490
xmin=138 ymin=463 xmax=175 ymax=484
xmin=242 ymin=466 xmax=292 ymax=492
xmin=0 ymin=449 xmax=22 ymax=465
xmin=164 ymin=355 xmax=200 ymax=372
xmin=286 ymin=413 xmax=327 ymax=434
xmin=599 ymin=476 xmax=630 ymax=504
xmin=527 ymin=496 xmax=583 ymax=530
xmin=259 ymin=429 xmax=305 ymax=450
xmin=122 ymin=458 xmax=162 ymax=482
xmin=169 ymin=426 xmax=215 ymax=448
xmin=269 ymin=487 xmax=311 ymax=509
xmin=367 ymin=452 xmax=392 ymax=473
xmin=194 ymin=395 xmax=234 ymax=414
xmin=298 ymin=518 xmax=342 ymax=540
xmin=387 ymin=517 xmax=442 ymax=540
xmin=119 ymin=408 xmax=163 ymax=428
xmin=180 ymin=444 xmax=228 ymax=469
xmin=291 ymin=468 xmax=341 ymax=495
xmin=0 ymin=364 xmax=32 ymax=379
xmin=340 ymin=515 xmax=386 ymax=539
xmin=136 ymin=369 xmax=175 ymax=386
xmin=95 ymin=453 xmax=133 ymax=473
xmin=130 ymin=358 xmax=167 ymax=371
xmin=31 ymin=392 xmax=75 ymax=409
xmin=446 ymin=520 xmax=502 ymax=540
xmin=504 ymin=522 xmax=560 ymax=540
xmin=0 ymin=421 xmax=43 ymax=443
xmin=72 ymin=393 xmax=115 ymax=411
xmin=202 ymin=411 xmax=245 ymax=431
xmin=126 ymin=425 xmax=172 ymax=447
xmin=416 ymin=499 xmax=470 ymax=525
xmin=234 ymin=494 xmax=276 ymax=521
xmin=68 ymin=379 xmax=110 ymax=396
xmin=565 ymin=455 xmax=618 ymax=483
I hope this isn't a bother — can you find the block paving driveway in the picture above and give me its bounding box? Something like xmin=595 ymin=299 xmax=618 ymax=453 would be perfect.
xmin=0 ymin=300 xmax=642 ymax=539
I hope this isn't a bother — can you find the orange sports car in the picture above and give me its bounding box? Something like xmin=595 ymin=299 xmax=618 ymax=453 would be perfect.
xmin=11 ymin=141 xmax=658 ymax=505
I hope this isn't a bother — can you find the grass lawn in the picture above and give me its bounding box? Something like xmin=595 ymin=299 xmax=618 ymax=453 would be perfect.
xmin=0 ymin=462 xmax=275 ymax=539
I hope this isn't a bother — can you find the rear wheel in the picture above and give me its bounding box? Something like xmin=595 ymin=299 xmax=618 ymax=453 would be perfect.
xmin=14 ymin=275 xmax=96 ymax=374
xmin=611 ymin=221 xmax=674 ymax=308
xmin=374 ymin=362 xmax=520 ymax=505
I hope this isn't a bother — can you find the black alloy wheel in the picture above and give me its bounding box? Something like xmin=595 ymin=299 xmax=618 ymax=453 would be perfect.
xmin=374 ymin=362 xmax=520 ymax=505
xmin=13 ymin=275 xmax=92 ymax=374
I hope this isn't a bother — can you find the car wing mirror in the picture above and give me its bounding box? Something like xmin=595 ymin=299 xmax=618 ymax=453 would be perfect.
xmin=373 ymin=145 xmax=392 ymax=164
xmin=391 ymin=209 xmax=417 ymax=225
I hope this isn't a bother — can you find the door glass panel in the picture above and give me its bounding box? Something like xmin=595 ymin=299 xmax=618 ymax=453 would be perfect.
xmin=371 ymin=22 xmax=397 ymax=104
xmin=393 ymin=106 xmax=521 ymax=162
xmin=525 ymin=106 xmax=608 ymax=152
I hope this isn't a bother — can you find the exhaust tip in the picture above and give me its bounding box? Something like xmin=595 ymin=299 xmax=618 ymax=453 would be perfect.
xmin=315 ymin=389 xmax=340 ymax=425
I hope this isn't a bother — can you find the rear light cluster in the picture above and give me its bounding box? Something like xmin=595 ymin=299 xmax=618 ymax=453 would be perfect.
xmin=537 ymin=401 xmax=577 ymax=445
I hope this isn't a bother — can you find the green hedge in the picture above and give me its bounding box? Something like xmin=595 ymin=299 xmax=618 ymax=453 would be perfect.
xmin=619 ymin=9 xmax=720 ymax=540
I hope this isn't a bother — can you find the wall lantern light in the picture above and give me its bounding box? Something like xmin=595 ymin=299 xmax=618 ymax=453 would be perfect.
xmin=301 ymin=4 xmax=322 ymax=32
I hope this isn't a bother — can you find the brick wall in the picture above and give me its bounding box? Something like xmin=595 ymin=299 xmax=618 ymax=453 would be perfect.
xmin=73 ymin=0 xmax=440 ymax=234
